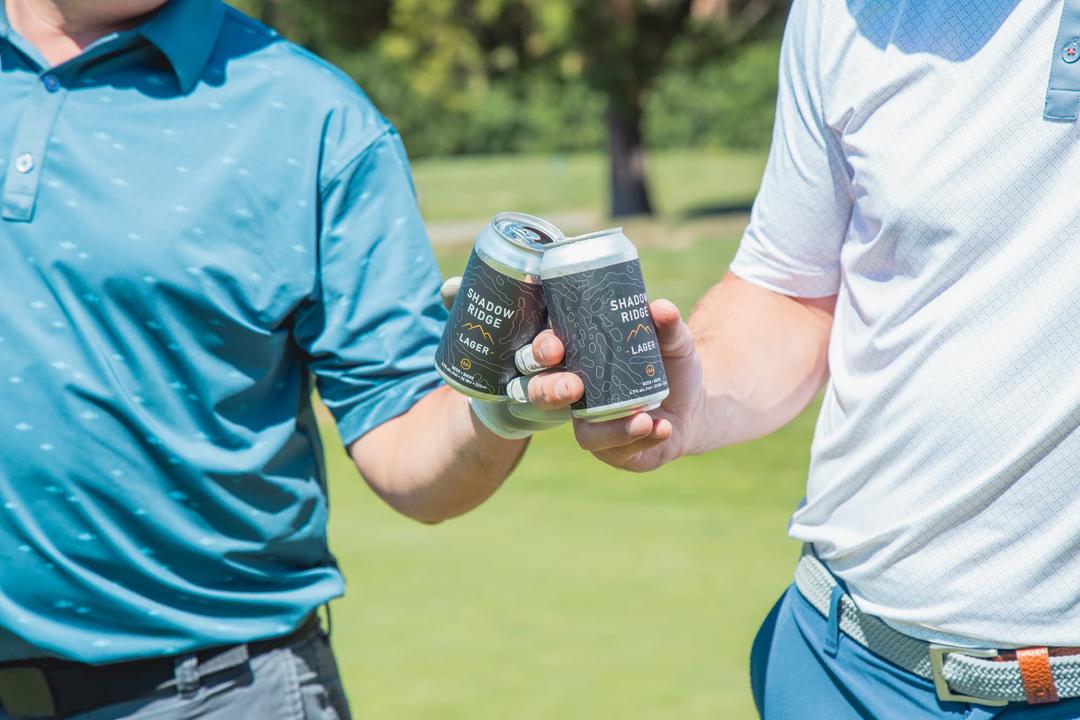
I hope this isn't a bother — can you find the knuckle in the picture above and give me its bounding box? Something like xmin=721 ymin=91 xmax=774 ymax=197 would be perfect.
xmin=660 ymin=326 xmax=694 ymax=358
xmin=541 ymin=379 xmax=559 ymax=404
xmin=528 ymin=379 xmax=548 ymax=405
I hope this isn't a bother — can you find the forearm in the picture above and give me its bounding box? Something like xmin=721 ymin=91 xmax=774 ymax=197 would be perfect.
xmin=686 ymin=272 xmax=834 ymax=453
xmin=349 ymin=386 xmax=527 ymax=523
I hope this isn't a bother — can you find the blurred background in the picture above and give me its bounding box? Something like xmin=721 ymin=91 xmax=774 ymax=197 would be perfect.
xmin=228 ymin=1 xmax=808 ymax=718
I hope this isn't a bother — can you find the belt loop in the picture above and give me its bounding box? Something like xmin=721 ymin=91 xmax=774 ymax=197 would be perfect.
xmin=173 ymin=654 xmax=199 ymax=698
xmin=823 ymin=584 xmax=844 ymax=657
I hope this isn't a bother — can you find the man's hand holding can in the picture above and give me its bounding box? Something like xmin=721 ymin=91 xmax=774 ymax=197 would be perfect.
xmin=434 ymin=212 xmax=584 ymax=440
xmin=436 ymin=215 xmax=697 ymax=457
xmin=542 ymin=299 xmax=703 ymax=472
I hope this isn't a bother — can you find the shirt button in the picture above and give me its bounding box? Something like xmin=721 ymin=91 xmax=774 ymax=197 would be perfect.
xmin=1064 ymin=39 xmax=1080 ymax=63
xmin=42 ymin=74 xmax=60 ymax=92
xmin=14 ymin=153 xmax=34 ymax=174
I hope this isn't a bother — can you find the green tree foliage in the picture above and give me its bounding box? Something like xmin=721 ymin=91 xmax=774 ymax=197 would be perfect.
xmin=358 ymin=0 xmax=606 ymax=157
xmin=227 ymin=0 xmax=390 ymax=51
xmin=226 ymin=0 xmax=787 ymax=178
xmin=567 ymin=0 xmax=787 ymax=215
xmin=648 ymin=35 xmax=781 ymax=151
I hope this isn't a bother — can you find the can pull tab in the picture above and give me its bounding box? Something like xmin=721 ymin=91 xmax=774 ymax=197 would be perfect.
xmin=1045 ymin=1 xmax=1080 ymax=122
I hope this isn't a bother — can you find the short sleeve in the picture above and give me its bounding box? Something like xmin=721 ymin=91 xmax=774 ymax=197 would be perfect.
xmin=728 ymin=0 xmax=853 ymax=298
xmin=293 ymin=127 xmax=446 ymax=446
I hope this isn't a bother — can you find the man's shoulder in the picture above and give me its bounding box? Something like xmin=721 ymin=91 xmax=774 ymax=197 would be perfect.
xmin=213 ymin=7 xmax=387 ymax=133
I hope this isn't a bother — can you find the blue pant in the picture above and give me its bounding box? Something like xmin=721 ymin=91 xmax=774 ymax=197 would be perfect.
xmin=751 ymin=586 xmax=1080 ymax=719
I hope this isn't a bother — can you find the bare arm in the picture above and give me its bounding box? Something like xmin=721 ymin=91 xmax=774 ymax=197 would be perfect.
xmin=344 ymin=276 xmax=592 ymax=525
xmin=686 ymin=271 xmax=835 ymax=451
xmin=569 ymin=272 xmax=835 ymax=471
xmin=348 ymin=387 xmax=529 ymax=524
xmin=343 ymin=279 xmax=590 ymax=525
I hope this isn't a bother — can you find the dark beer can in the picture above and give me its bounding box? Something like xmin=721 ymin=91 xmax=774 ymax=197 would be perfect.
xmin=436 ymin=213 xmax=563 ymax=400
xmin=541 ymin=228 xmax=669 ymax=422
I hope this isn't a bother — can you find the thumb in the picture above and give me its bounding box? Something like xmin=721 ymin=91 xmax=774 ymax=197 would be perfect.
xmin=440 ymin=276 xmax=462 ymax=311
xmin=650 ymin=299 xmax=693 ymax=359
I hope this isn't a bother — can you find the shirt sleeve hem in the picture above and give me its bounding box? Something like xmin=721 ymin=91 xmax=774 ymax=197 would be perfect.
xmin=729 ymin=245 xmax=841 ymax=299
xmin=332 ymin=371 xmax=444 ymax=447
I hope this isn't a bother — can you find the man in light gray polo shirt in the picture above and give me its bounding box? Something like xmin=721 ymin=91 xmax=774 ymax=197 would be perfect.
xmin=559 ymin=0 xmax=1080 ymax=715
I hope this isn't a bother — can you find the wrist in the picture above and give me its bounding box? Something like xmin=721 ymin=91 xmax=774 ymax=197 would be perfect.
xmin=681 ymin=380 xmax=712 ymax=457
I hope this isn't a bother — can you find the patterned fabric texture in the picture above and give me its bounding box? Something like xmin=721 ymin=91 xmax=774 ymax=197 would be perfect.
xmin=731 ymin=0 xmax=1080 ymax=647
xmin=0 ymin=0 xmax=445 ymax=662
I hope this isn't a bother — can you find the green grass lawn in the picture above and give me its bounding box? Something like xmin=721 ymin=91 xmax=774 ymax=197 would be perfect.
xmin=322 ymin=150 xmax=812 ymax=719
xmin=412 ymin=149 xmax=767 ymax=222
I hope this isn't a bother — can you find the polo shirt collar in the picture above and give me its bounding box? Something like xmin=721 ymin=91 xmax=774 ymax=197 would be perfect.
xmin=0 ymin=1 xmax=224 ymax=91
xmin=138 ymin=0 xmax=225 ymax=93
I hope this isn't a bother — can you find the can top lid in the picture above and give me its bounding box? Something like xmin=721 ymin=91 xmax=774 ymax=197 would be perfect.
xmin=551 ymin=226 xmax=625 ymax=247
xmin=493 ymin=212 xmax=564 ymax=252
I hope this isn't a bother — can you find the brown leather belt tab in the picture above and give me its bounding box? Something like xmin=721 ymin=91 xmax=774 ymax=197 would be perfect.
xmin=1016 ymin=646 xmax=1059 ymax=704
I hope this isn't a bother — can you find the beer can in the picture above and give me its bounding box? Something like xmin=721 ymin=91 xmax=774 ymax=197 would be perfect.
xmin=436 ymin=212 xmax=562 ymax=400
xmin=541 ymin=228 xmax=669 ymax=422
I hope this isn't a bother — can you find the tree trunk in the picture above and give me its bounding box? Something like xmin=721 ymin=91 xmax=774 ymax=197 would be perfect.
xmin=606 ymin=98 xmax=654 ymax=217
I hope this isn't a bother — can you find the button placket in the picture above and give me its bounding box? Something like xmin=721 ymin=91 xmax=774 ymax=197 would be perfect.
xmin=3 ymin=77 xmax=67 ymax=222
xmin=1044 ymin=1 xmax=1080 ymax=121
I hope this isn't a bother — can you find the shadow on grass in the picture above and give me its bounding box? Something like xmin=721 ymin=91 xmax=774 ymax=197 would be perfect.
xmin=681 ymin=201 xmax=754 ymax=219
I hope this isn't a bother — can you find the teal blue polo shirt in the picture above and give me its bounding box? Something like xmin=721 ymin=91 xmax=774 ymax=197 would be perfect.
xmin=0 ymin=0 xmax=445 ymax=663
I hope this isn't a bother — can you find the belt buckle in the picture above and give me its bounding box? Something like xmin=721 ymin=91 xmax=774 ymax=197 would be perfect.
xmin=928 ymin=644 xmax=1008 ymax=707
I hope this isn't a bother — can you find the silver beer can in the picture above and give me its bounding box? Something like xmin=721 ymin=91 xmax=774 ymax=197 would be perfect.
xmin=436 ymin=212 xmax=563 ymax=400
xmin=541 ymin=228 xmax=669 ymax=422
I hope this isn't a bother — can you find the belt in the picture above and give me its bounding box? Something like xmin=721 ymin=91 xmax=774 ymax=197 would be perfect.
xmin=795 ymin=549 xmax=1080 ymax=707
xmin=0 ymin=614 xmax=320 ymax=719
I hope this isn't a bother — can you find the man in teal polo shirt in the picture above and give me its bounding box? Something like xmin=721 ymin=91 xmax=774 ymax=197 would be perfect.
xmin=0 ymin=0 xmax=587 ymax=717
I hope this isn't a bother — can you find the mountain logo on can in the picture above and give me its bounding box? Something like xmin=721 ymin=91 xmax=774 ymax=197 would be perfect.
xmin=461 ymin=322 xmax=495 ymax=344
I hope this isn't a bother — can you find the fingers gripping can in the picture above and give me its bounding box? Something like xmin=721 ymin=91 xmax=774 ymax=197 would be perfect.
xmin=436 ymin=213 xmax=562 ymax=400
xmin=541 ymin=228 xmax=669 ymax=421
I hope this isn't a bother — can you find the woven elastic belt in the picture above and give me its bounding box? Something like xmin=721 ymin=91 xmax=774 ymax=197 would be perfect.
xmin=795 ymin=549 xmax=1080 ymax=707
